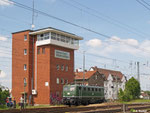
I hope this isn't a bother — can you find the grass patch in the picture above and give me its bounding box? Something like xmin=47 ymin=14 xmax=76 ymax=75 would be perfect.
xmin=118 ymin=99 xmax=150 ymax=104
xmin=0 ymin=105 xmax=8 ymax=110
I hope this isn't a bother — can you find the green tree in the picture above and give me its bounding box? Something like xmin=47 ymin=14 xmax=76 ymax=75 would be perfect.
xmin=0 ymin=85 xmax=10 ymax=105
xmin=125 ymin=77 xmax=140 ymax=99
xmin=118 ymin=77 xmax=141 ymax=101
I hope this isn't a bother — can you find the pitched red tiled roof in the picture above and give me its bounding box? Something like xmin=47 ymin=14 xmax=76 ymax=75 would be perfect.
xmin=75 ymin=70 xmax=97 ymax=80
xmin=91 ymin=67 xmax=124 ymax=80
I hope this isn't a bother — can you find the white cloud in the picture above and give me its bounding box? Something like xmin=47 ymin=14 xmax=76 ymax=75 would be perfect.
xmin=0 ymin=0 xmax=14 ymax=6
xmin=83 ymin=36 xmax=150 ymax=58
xmin=0 ymin=35 xmax=8 ymax=41
xmin=86 ymin=38 xmax=102 ymax=48
xmin=0 ymin=70 xmax=6 ymax=78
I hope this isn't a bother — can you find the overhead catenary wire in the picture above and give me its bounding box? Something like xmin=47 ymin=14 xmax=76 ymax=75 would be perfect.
xmin=136 ymin=0 xmax=150 ymax=11
xmin=2 ymin=0 xmax=150 ymax=55
xmin=61 ymin=0 xmax=150 ymax=39
xmin=0 ymin=1 xmax=149 ymax=72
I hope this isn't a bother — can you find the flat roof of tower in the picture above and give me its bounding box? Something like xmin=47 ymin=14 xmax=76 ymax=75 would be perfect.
xmin=12 ymin=27 xmax=83 ymax=40
xmin=29 ymin=27 xmax=83 ymax=40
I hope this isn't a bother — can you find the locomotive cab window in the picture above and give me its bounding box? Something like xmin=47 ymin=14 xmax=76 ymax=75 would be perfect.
xmin=64 ymin=86 xmax=68 ymax=91
xmin=70 ymin=86 xmax=75 ymax=91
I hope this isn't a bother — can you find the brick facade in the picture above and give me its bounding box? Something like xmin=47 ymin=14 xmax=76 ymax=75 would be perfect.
xmin=12 ymin=28 xmax=82 ymax=105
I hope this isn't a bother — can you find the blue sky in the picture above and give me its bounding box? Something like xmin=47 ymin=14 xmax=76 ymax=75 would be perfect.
xmin=0 ymin=0 xmax=150 ymax=90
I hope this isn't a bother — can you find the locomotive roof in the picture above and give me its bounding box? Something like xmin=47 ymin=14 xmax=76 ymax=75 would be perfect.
xmin=64 ymin=84 xmax=104 ymax=88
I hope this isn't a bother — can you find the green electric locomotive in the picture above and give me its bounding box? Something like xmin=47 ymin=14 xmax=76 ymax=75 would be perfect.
xmin=63 ymin=84 xmax=105 ymax=105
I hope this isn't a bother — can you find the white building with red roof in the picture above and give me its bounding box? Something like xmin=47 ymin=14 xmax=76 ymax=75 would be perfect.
xmin=90 ymin=66 xmax=127 ymax=100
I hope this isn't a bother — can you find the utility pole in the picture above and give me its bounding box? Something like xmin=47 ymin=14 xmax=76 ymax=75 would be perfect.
xmin=82 ymin=51 xmax=85 ymax=85
xmin=30 ymin=0 xmax=35 ymax=106
xmin=137 ymin=62 xmax=140 ymax=83
xmin=31 ymin=0 xmax=35 ymax=29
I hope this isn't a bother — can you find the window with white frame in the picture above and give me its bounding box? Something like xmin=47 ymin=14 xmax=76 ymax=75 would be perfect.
xmin=24 ymin=35 xmax=27 ymax=41
xmin=51 ymin=32 xmax=79 ymax=46
xmin=37 ymin=32 xmax=50 ymax=41
xmin=24 ymin=64 xmax=27 ymax=70
xmin=24 ymin=49 xmax=27 ymax=55
xmin=56 ymin=78 xmax=59 ymax=84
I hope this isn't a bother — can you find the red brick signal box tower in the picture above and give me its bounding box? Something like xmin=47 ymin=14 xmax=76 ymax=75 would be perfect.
xmin=12 ymin=27 xmax=83 ymax=104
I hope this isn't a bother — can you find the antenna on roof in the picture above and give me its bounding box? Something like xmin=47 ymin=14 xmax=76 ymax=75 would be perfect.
xmin=31 ymin=0 xmax=35 ymax=30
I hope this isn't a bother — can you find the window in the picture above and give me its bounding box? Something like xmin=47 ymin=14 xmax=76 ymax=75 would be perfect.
xmin=95 ymin=88 xmax=98 ymax=91
xmin=92 ymin=88 xmax=94 ymax=91
xmin=65 ymin=65 xmax=68 ymax=71
xmin=42 ymin=48 xmax=45 ymax=54
xmin=24 ymin=64 xmax=27 ymax=70
xmin=56 ymin=78 xmax=59 ymax=84
xmin=56 ymin=65 xmax=60 ymax=70
xmin=51 ymin=32 xmax=56 ymax=40
xmin=65 ymin=79 xmax=68 ymax=84
xmin=37 ymin=32 xmax=50 ymax=41
xmin=88 ymin=88 xmax=90 ymax=91
xmin=24 ymin=35 xmax=27 ymax=41
xmin=61 ymin=78 xmax=64 ymax=84
xmin=37 ymin=48 xmax=40 ymax=54
xmin=84 ymin=87 xmax=86 ymax=91
xmin=61 ymin=35 xmax=65 ymax=42
xmin=24 ymin=49 xmax=27 ymax=55
xmin=99 ymin=88 xmax=101 ymax=92
xmin=61 ymin=65 xmax=64 ymax=71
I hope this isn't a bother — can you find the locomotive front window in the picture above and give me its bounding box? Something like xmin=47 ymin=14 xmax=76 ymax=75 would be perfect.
xmin=64 ymin=86 xmax=68 ymax=91
xmin=70 ymin=86 xmax=75 ymax=91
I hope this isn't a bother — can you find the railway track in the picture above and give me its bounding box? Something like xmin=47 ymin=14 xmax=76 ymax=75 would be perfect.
xmin=0 ymin=103 xmax=150 ymax=113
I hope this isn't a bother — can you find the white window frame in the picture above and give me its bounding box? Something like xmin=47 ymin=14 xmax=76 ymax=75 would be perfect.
xmin=24 ymin=35 xmax=27 ymax=41
xmin=56 ymin=78 xmax=59 ymax=84
xmin=24 ymin=64 xmax=27 ymax=70
xmin=24 ymin=49 xmax=27 ymax=55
